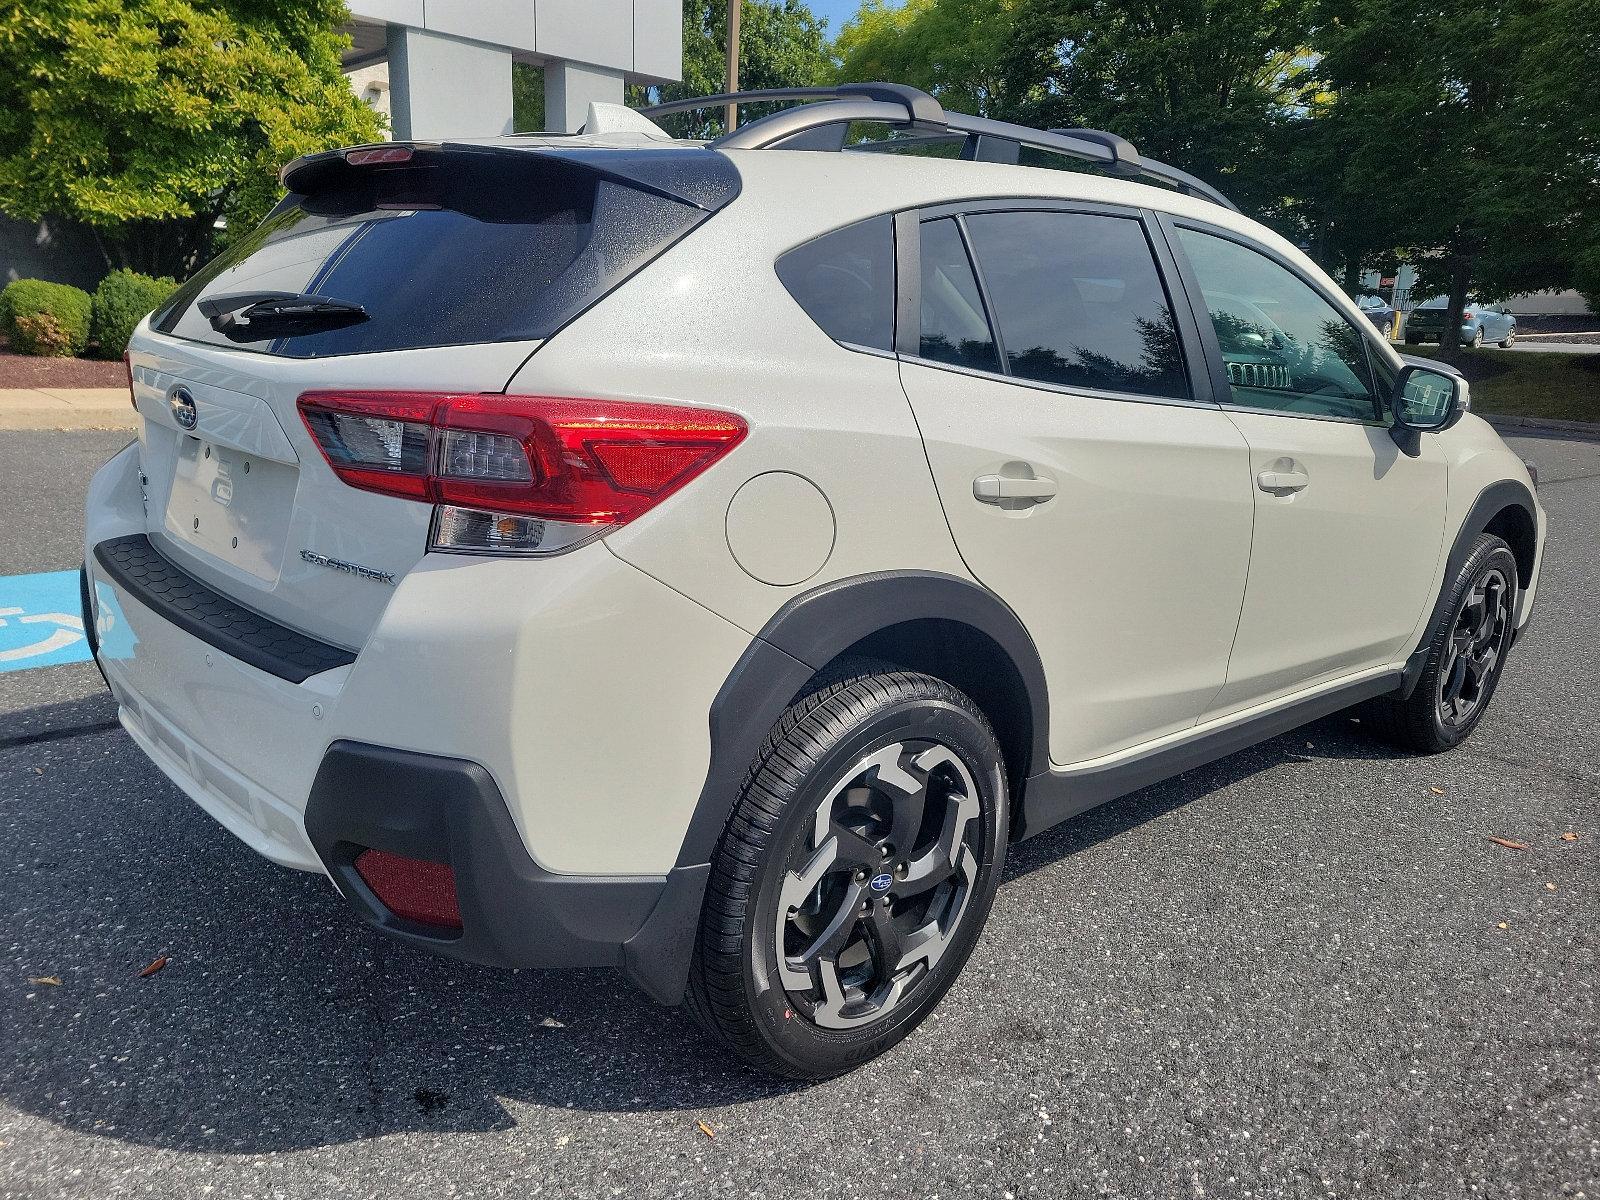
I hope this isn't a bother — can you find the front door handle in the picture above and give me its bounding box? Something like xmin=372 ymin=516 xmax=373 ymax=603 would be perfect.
xmin=1256 ymin=469 xmax=1309 ymax=494
xmin=973 ymin=474 xmax=1058 ymax=505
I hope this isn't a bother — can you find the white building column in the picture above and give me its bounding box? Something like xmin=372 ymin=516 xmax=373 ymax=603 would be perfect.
xmin=386 ymin=26 xmax=513 ymax=140
xmin=544 ymin=61 xmax=626 ymax=133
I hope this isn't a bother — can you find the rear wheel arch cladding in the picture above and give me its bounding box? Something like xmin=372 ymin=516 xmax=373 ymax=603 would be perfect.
xmin=724 ymin=471 xmax=836 ymax=586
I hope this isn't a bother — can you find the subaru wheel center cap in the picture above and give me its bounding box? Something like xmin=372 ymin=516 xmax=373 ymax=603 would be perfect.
xmin=869 ymin=872 xmax=893 ymax=894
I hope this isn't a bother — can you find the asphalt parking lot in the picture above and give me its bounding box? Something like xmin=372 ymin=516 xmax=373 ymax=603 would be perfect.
xmin=1 ymin=429 xmax=1596 ymax=1200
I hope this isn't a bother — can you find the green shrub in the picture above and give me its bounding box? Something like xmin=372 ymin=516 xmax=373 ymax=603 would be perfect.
xmin=90 ymin=269 xmax=178 ymax=359
xmin=0 ymin=279 xmax=93 ymax=356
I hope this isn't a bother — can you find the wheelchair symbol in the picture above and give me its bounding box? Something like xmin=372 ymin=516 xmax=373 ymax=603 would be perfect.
xmin=0 ymin=605 xmax=85 ymax=663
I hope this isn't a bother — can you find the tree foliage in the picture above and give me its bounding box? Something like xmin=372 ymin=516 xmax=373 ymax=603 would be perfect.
xmin=833 ymin=0 xmax=1019 ymax=116
xmin=0 ymin=0 xmax=383 ymax=278
xmin=632 ymin=1 xmax=834 ymax=138
xmin=1294 ymin=0 xmax=1600 ymax=345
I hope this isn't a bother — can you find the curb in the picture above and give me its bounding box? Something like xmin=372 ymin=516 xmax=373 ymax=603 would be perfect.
xmin=1483 ymin=414 xmax=1600 ymax=439
xmin=0 ymin=387 xmax=137 ymax=432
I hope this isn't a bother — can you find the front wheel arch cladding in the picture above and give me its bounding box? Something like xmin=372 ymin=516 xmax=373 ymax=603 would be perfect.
xmin=620 ymin=570 xmax=1049 ymax=1006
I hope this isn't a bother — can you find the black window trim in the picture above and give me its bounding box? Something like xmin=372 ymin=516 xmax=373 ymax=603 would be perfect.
xmin=893 ymin=197 xmax=1221 ymax=412
xmin=1154 ymin=211 xmax=1399 ymax=428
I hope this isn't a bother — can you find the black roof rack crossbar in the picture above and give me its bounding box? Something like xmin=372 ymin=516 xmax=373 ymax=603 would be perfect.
xmin=639 ymin=82 xmax=1237 ymax=211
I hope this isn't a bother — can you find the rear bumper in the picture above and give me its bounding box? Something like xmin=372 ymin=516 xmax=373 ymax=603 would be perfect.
xmin=304 ymin=741 xmax=703 ymax=995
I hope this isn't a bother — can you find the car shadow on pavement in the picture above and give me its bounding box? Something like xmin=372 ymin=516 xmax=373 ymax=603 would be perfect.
xmin=0 ymin=708 xmax=1409 ymax=1154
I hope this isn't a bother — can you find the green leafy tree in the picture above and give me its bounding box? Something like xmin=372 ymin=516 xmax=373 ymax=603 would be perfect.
xmin=997 ymin=0 xmax=1311 ymax=212
xmin=833 ymin=0 xmax=1020 ymax=116
xmin=632 ymin=1 xmax=834 ymax=138
xmin=1301 ymin=0 xmax=1600 ymax=347
xmin=0 ymin=0 xmax=383 ymax=279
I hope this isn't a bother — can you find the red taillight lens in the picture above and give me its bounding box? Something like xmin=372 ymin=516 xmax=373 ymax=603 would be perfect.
xmin=124 ymin=351 xmax=135 ymax=410
xmin=1462 ymin=310 xmax=1475 ymax=320
xmin=354 ymin=848 xmax=462 ymax=929
xmin=297 ymin=391 xmax=747 ymax=526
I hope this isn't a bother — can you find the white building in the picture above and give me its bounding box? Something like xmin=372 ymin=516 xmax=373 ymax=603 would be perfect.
xmin=341 ymin=1 xmax=684 ymax=138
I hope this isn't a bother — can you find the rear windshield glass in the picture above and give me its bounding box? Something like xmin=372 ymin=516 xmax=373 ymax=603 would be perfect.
xmin=775 ymin=215 xmax=895 ymax=351
xmin=155 ymin=151 xmax=712 ymax=358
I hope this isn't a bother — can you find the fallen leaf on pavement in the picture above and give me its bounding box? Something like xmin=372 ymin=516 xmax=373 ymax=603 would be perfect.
xmin=138 ymin=956 xmax=168 ymax=978
xmin=1496 ymin=922 xmax=1509 ymax=930
xmin=1488 ymin=836 xmax=1529 ymax=851
xmin=538 ymin=1015 xmax=564 ymax=1028
xmin=696 ymin=1120 xmax=715 ymax=1139
xmin=1560 ymin=832 xmax=1579 ymax=842
xmin=1429 ymin=786 xmax=1446 ymax=795
xmin=27 ymin=976 xmax=61 ymax=986
xmin=1545 ymin=882 xmax=1557 ymax=891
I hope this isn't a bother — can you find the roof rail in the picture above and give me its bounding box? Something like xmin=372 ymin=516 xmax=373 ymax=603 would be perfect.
xmin=634 ymin=82 xmax=1238 ymax=212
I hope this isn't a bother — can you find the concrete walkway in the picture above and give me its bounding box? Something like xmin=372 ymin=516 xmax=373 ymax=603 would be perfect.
xmin=0 ymin=388 xmax=136 ymax=431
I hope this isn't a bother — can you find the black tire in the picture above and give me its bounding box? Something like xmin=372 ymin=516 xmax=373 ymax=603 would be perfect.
xmin=1500 ymin=329 xmax=1516 ymax=348
xmin=685 ymin=665 xmax=1008 ymax=1079
xmin=1471 ymin=326 xmax=1485 ymax=348
xmin=1361 ymin=533 xmax=1518 ymax=753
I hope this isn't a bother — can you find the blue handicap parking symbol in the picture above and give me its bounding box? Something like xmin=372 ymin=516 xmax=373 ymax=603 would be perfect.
xmin=0 ymin=570 xmax=93 ymax=673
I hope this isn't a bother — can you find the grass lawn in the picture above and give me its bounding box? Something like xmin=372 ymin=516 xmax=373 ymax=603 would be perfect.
xmin=1396 ymin=344 xmax=1600 ymax=424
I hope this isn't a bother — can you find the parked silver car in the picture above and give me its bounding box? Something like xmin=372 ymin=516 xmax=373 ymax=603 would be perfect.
xmin=1405 ymin=295 xmax=1517 ymax=347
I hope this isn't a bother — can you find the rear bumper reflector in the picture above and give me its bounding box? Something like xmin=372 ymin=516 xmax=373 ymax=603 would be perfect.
xmin=353 ymin=849 xmax=463 ymax=930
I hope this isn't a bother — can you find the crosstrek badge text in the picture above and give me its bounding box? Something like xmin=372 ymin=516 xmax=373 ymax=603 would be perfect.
xmin=299 ymin=549 xmax=395 ymax=585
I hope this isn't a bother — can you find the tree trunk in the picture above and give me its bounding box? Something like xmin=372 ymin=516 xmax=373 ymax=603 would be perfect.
xmin=1441 ymin=253 xmax=1473 ymax=354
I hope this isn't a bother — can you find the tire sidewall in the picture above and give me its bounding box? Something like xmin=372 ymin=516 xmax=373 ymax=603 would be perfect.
xmin=1420 ymin=539 xmax=1518 ymax=748
xmin=739 ymin=688 xmax=1007 ymax=1076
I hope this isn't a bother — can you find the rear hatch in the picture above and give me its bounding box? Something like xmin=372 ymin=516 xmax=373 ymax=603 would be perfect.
xmin=127 ymin=142 xmax=738 ymax=651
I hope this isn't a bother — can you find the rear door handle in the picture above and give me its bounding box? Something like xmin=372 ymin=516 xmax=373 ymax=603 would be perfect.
xmin=973 ymin=474 xmax=1058 ymax=505
xmin=1256 ymin=469 xmax=1309 ymax=493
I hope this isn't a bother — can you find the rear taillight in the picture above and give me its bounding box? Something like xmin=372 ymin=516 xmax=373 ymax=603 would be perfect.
xmin=1462 ymin=310 xmax=1475 ymax=320
xmin=124 ymin=351 xmax=135 ymax=410
xmin=297 ymin=391 xmax=747 ymax=556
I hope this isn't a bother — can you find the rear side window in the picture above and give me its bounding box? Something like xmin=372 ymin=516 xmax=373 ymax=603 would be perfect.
xmin=917 ymin=218 xmax=1000 ymax=372
xmin=775 ymin=216 xmax=895 ymax=351
xmin=962 ymin=210 xmax=1189 ymax=400
xmin=155 ymin=150 xmax=727 ymax=358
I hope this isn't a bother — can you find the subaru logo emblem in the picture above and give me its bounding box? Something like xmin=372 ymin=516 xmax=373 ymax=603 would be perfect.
xmin=869 ymin=872 xmax=893 ymax=893
xmin=170 ymin=386 xmax=198 ymax=431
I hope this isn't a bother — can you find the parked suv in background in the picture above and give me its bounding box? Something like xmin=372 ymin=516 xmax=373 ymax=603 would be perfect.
xmin=1405 ymin=295 xmax=1518 ymax=346
xmin=83 ymin=85 xmax=1544 ymax=1079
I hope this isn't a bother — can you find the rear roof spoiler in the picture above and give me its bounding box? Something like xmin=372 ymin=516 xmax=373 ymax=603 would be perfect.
xmin=279 ymin=142 xmax=740 ymax=212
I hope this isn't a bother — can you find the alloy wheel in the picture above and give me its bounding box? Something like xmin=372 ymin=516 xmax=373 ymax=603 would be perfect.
xmin=774 ymin=740 xmax=981 ymax=1029
xmin=1436 ymin=566 xmax=1512 ymax=729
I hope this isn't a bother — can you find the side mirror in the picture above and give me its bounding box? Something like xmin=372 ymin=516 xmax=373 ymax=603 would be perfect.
xmin=1390 ymin=363 xmax=1463 ymax=435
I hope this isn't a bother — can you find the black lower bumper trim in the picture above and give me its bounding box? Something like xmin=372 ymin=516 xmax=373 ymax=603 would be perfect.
xmin=305 ymin=741 xmax=686 ymax=993
xmin=92 ymin=534 xmax=355 ymax=684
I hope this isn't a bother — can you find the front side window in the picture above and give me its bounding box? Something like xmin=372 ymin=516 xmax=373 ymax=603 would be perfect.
xmin=961 ymin=210 xmax=1189 ymax=399
xmin=775 ymin=215 xmax=895 ymax=351
xmin=1175 ymin=227 xmax=1380 ymax=421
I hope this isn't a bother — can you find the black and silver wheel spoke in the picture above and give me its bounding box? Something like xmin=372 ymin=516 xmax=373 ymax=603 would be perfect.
xmin=1437 ymin=568 xmax=1512 ymax=729
xmin=775 ymin=739 xmax=981 ymax=1029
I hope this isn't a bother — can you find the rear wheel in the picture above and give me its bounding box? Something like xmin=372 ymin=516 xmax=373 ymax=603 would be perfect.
xmin=686 ymin=666 xmax=1007 ymax=1078
xmin=1471 ymin=326 xmax=1485 ymax=348
xmin=1361 ymin=534 xmax=1517 ymax=753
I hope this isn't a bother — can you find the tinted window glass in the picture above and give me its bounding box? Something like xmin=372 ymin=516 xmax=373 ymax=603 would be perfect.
xmin=156 ymin=151 xmax=728 ymax=359
xmin=962 ymin=210 xmax=1188 ymax=399
xmin=775 ymin=215 xmax=895 ymax=350
xmin=1176 ymin=227 xmax=1379 ymax=421
xmin=917 ymin=218 xmax=1000 ymax=372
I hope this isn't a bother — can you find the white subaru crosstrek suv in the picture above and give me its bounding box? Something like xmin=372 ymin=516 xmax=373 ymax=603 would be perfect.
xmin=83 ymin=85 xmax=1544 ymax=1079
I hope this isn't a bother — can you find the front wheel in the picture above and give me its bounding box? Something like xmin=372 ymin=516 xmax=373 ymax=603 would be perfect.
xmin=686 ymin=666 xmax=1007 ymax=1078
xmin=1500 ymin=327 xmax=1516 ymax=348
xmin=1361 ymin=533 xmax=1518 ymax=753
xmin=1471 ymin=326 xmax=1485 ymax=348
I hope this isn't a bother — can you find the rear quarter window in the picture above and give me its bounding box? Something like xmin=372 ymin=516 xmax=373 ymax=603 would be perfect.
xmin=775 ymin=215 xmax=896 ymax=351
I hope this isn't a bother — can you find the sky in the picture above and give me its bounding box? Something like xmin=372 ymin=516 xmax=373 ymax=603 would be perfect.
xmin=808 ymin=0 xmax=893 ymax=35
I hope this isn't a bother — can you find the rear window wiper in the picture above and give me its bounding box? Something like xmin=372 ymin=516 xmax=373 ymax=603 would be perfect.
xmin=198 ymin=291 xmax=368 ymax=334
